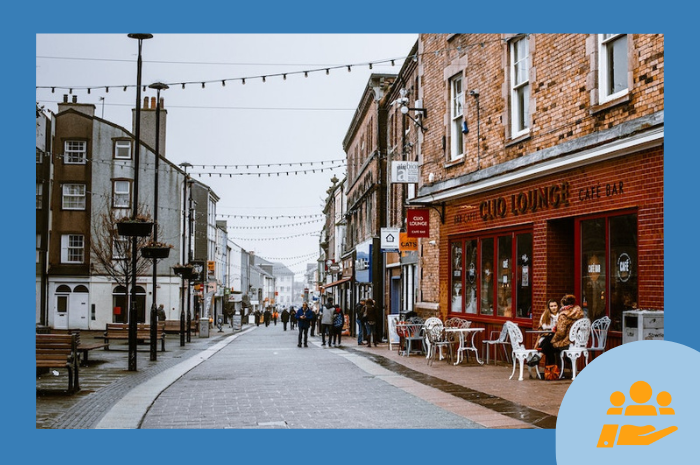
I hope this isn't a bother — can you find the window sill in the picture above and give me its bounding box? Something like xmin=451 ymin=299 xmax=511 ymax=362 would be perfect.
xmin=505 ymin=132 xmax=531 ymax=148
xmin=444 ymin=157 xmax=464 ymax=169
xmin=591 ymin=92 xmax=631 ymax=115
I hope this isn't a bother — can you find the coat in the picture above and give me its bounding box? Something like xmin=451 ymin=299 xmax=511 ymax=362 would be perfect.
xmin=281 ymin=309 xmax=290 ymax=323
xmin=320 ymin=305 xmax=334 ymax=325
xmin=296 ymin=307 xmax=314 ymax=329
xmin=363 ymin=303 xmax=379 ymax=324
xmin=551 ymin=305 xmax=585 ymax=348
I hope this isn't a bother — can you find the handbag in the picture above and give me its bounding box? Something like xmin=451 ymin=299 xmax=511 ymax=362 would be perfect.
xmin=544 ymin=365 xmax=560 ymax=381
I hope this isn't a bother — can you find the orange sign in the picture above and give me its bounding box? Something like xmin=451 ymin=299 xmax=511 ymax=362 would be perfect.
xmin=207 ymin=261 xmax=215 ymax=271
xmin=399 ymin=232 xmax=418 ymax=252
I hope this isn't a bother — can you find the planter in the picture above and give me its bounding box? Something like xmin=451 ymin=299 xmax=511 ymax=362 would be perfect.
xmin=141 ymin=246 xmax=171 ymax=259
xmin=172 ymin=266 xmax=196 ymax=279
xmin=117 ymin=221 xmax=153 ymax=237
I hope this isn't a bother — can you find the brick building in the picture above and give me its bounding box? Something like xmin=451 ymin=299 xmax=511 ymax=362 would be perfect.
xmin=410 ymin=34 xmax=663 ymax=348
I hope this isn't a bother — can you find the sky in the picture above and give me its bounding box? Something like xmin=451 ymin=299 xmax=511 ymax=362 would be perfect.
xmin=36 ymin=33 xmax=418 ymax=278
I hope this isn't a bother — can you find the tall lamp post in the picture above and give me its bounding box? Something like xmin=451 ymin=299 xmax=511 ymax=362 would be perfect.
xmin=179 ymin=162 xmax=192 ymax=346
xmin=127 ymin=33 xmax=152 ymax=372
xmin=148 ymin=82 xmax=168 ymax=361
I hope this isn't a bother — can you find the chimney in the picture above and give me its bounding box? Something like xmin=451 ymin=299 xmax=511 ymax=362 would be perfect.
xmin=57 ymin=94 xmax=95 ymax=117
xmin=135 ymin=94 xmax=168 ymax=157
xmin=151 ymin=97 xmax=156 ymax=109
xmin=143 ymin=96 xmax=149 ymax=109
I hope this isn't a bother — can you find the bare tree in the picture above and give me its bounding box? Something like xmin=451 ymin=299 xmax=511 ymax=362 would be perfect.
xmin=90 ymin=200 xmax=153 ymax=290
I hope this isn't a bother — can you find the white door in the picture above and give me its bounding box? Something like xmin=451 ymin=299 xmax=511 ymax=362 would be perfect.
xmin=69 ymin=291 xmax=89 ymax=329
xmin=54 ymin=294 xmax=69 ymax=329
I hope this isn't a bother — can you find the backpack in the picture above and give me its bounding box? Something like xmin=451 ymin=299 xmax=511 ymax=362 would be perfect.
xmin=333 ymin=311 xmax=344 ymax=328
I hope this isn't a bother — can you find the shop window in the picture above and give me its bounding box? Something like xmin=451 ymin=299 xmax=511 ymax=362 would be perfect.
xmin=450 ymin=230 xmax=532 ymax=320
xmin=579 ymin=212 xmax=637 ymax=332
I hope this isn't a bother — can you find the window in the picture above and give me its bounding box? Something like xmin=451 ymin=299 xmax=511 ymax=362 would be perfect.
xmin=62 ymin=183 xmax=86 ymax=210
xmin=61 ymin=234 xmax=85 ymax=263
xmin=450 ymin=229 xmax=532 ymax=320
xmin=510 ymin=36 xmax=530 ymax=137
xmin=64 ymin=140 xmax=87 ymax=164
xmin=114 ymin=140 xmax=132 ymax=159
xmin=579 ymin=212 xmax=637 ymax=332
xmin=113 ymin=180 xmax=131 ymax=208
xmin=450 ymin=74 xmax=464 ymax=160
xmin=36 ymin=182 xmax=43 ymax=209
xmin=37 ymin=149 xmax=42 ymax=164
xmin=36 ymin=234 xmax=41 ymax=263
xmin=599 ymin=34 xmax=628 ymax=102
xmin=112 ymin=236 xmax=129 ymax=260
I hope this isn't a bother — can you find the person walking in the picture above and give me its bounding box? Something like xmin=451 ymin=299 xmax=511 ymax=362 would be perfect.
xmin=320 ymin=298 xmax=334 ymax=346
xmin=309 ymin=304 xmax=318 ymax=337
xmin=364 ymin=298 xmax=379 ymax=347
xmin=281 ymin=307 xmax=290 ymax=331
xmin=273 ymin=308 xmax=279 ymax=326
xmin=254 ymin=309 xmax=261 ymax=327
xmin=330 ymin=305 xmax=344 ymax=347
xmin=289 ymin=306 xmax=297 ymax=330
xmin=355 ymin=299 xmax=367 ymax=345
xmin=296 ymin=302 xmax=314 ymax=347
xmin=264 ymin=307 xmax=271 ymax=327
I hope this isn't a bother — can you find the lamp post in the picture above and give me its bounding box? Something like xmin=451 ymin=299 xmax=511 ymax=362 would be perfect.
xmin=148 ymin=82 xmax=168 ymax=361
xmin=179 ymin=162 xmax=192 ymax=346
xmin=127 ymin=33 xmax=152 ymax=372
xmin=187 ymin=188 xmax=195 ymax=342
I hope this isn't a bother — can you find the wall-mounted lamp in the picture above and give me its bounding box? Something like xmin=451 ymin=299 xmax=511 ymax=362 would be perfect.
xmin=428 ymin=240 xmax=437 ymax=245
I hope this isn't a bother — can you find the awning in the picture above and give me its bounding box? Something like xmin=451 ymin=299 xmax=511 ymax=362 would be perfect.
xmin=321 ymin=277 xmax=351 ymax=290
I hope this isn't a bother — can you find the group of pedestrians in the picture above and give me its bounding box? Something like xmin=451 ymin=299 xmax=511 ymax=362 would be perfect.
xmin=354 ymin=298 xmax=379 ymax=347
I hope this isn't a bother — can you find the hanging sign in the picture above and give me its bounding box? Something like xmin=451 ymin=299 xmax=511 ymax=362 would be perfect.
xmin=381 ymin=228 xmax=400 ymax=252
xmin=407 ymin=209 xmax=430 ymax=238
xmin=391 ymin=161 xmax=419 ymax=183
xmin=399 ymin=233 xmax=418 ymax=252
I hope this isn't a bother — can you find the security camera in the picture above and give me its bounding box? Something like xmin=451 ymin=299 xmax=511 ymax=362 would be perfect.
xmin=469 ymin=90 xmax=479 ymax=97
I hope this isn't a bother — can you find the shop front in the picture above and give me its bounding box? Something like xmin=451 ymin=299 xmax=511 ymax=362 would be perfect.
xmin=434 ymin=143 xmax=663 ymax=350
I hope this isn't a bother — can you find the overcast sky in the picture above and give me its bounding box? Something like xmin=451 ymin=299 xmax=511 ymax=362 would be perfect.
xmin=36 ymin=33 xmax=418 ymax=278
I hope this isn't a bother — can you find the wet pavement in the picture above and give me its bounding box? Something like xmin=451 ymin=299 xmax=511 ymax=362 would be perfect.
xmin=36 ymin=322 xmax=572 ymax=429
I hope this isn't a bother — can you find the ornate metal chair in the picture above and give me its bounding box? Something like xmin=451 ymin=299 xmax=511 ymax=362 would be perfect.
xmin=559 ymin=318 xmax=592 ymax=380
xmin=403 ymin=317 xmax=425 ymax=356
xmin=424 ymin=319 xmax=452 ymax=365
xmin=482 ymin=325 xmax=511 ymax=365
xmin=588 ymin=316 xmax=611 ymax=359
xmin=423 ymin=317 xmax=442 ymax=360
xmin=504 ymin=321 xmax=540 ymax=381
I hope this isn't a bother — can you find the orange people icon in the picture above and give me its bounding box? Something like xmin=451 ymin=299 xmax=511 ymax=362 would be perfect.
xmin=597 ymin=381 xmax=677 ymax=448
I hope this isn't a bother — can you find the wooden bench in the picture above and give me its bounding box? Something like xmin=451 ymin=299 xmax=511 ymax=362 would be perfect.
xmin=163 ymin=319 xmax=198 ymax=334
xmin=36 ymin=334 xmax=80 ymax=393
xmin=51 ymin=329 xmax=108 ymax=365
xmin=103 ymin=322 xmax=166 ymax=352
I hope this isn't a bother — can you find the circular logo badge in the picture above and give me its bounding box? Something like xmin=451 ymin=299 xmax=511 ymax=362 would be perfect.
xmin=617 ymin=253 xmax=632 ymax=283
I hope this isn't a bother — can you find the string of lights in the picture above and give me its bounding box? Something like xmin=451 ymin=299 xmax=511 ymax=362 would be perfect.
xmin=36 ymin=39 xmax=516 ymax=95
xmin=229 ymin=231 xmax=321 ymax=242
xmin=256 ymin=251 xmax=318 ymax=261
xmin=227 ymin=218 xmax=323 ymax=230
xmin=217 ymin=213 xmax=324 ymax=220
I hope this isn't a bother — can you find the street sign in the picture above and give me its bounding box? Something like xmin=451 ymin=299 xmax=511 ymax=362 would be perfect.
xmin=399 ymin=232 xmax=418 ymax=252
xmin=381 ymin=228 xmax=400 ymax=252
xmin=407 ymin=208 xmax=430 ymax=238
xmin=391 ymin=161 xmax=419 ymax=183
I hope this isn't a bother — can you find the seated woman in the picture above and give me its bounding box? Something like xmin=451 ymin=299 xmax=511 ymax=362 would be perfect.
xmin=538 ymin=294 xmax=584 ymax=366
xmin=529 ymin=299 xmax=559 ymax=366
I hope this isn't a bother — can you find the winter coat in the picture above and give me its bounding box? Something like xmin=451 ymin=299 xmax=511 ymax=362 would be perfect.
xmin=363 ymin=303 xmax=379 ymax=324
xmin=296 ymin=307 xmax=315 ymax=329
xmin=281 ymin=309 xmax=290 ymax=323
xmin=332 ymin=308 xmax=344 ymax=328
xmin=551 ymin=305 xmax=585 ymax=348
xmin=321 ymin=305 xmax=334 ymax=325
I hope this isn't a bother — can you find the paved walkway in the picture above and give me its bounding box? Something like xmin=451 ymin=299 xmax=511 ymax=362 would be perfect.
xmin=36 ymin=322 xmax=572 ymax=429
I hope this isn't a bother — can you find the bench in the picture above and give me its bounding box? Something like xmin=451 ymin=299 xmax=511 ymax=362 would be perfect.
xmin=163 ymin=319 xmax=198 ymax=334
xmin=36 ymin=334 xmax=80 ymax=393
xmin=51 ymin=329 xmax=108 ymax=366
xmin=103 ymin=322 xmax=166 ymax=352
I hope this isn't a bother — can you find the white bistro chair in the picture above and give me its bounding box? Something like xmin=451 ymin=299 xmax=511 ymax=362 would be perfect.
xmin=559 ymin=318 xmax=592 ymax=380
xmin=588 ymin=316 xmax=611 ymax=359
xmin=482 ymin=325 xmax=511 ymax=365
xmin=504 ymin=321 xmax=540 ymax=381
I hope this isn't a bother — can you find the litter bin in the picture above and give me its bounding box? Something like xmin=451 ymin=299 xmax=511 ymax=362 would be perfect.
xmin=199 ymin=317 xmax=210 ymax=338
xmin=622 ymin=309 xmax=664 ymax=344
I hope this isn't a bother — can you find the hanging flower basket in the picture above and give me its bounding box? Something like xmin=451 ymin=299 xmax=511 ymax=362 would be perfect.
xmin=116 ymin=216 xmax=153 ymax=237
xmin=172 ymin=264 xmax=197 ymax=279
xmin=141 ymin=242 xmax=173 ymax=259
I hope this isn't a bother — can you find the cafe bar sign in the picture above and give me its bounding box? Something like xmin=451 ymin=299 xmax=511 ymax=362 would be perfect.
xmin=479 ymin=181 xmax=572 ymax=221
xmin=407 ymin=208 xmax=430 ymax=237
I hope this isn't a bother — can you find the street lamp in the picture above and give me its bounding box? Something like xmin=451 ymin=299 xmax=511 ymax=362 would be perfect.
xmin=148 ymin=82 xmax=168 ymax=361
xmin=127 ymin=33 xmax=152 ymax=372
xmin=178 ymin=162 xmax=192 ymax=346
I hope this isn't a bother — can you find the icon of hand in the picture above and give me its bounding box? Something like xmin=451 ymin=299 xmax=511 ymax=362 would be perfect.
xmin=617 ymin=425 xmax=678 ymax=446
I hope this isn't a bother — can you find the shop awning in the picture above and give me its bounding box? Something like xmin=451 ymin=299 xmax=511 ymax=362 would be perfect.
xmin=321 ymin=277 xmax=351 ymax=289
